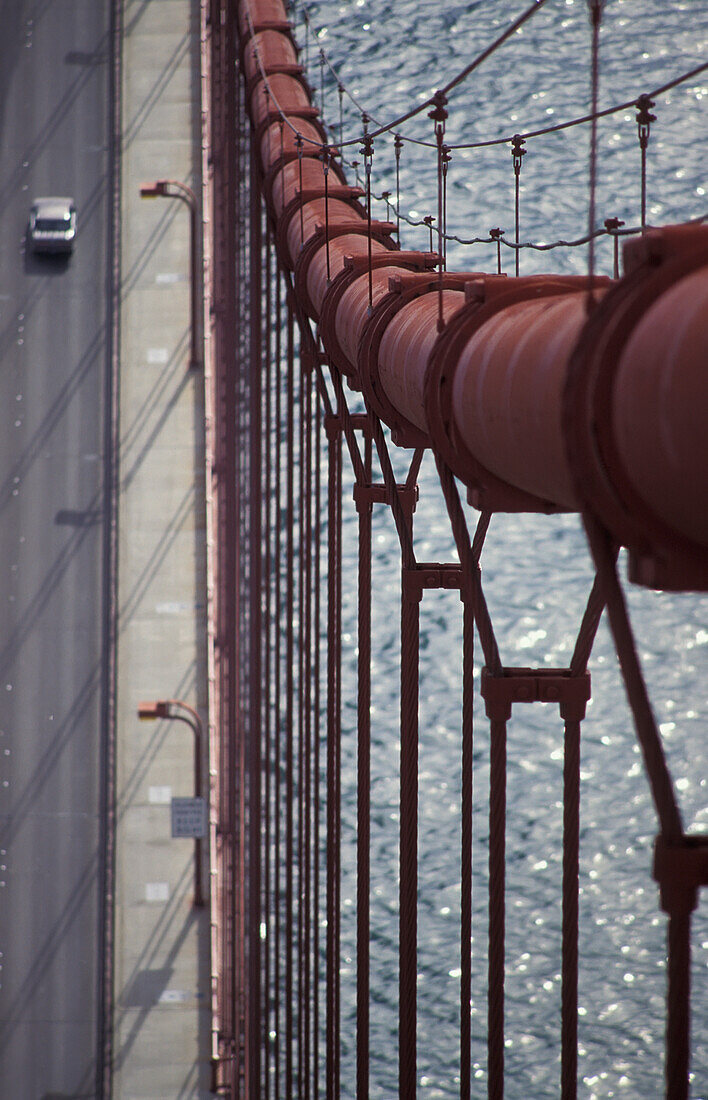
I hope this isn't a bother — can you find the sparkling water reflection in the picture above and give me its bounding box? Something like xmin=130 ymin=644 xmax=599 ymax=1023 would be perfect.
xmin=295 ymin=2 xmax=708 ymax=1095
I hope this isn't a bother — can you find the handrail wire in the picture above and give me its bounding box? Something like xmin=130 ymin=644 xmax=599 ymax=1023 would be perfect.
xmin=247 ymin=7 xmax=705 ymax=268
xmin=290 ymin=0 xmax=707 ymax=152
xmin=294 ymin=0 xmax=552 ymax=147
xmin=453 ymin=60 xmax=708 ymax=150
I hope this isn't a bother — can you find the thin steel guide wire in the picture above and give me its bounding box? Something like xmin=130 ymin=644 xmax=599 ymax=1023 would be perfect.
xmin=586 ymin=0 xmax=603 ymax=300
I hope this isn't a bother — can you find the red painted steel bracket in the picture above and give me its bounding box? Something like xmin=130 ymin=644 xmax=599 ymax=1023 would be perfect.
xmin=481 ymin=667 xmax=592 ymax=722
xmin=653 ymin=834 xmax=708 ymax=916
xmin=353 ymin=482 xmax=419 ymax=516
xmin=402 ymin=563 xmax=464 ymax=601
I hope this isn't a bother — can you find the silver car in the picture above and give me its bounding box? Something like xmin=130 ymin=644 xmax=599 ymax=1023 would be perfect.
xmin=28 ymin=196 xmax=77 ymax=254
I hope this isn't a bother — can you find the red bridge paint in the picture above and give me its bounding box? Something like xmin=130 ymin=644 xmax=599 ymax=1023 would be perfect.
xmin=213 ymin=7 xmax=708 ymax=1100
xmin=565 ymin=225 xmax=708 ymax=589
xmin=241 ymin=0 xmax=707 ymax=590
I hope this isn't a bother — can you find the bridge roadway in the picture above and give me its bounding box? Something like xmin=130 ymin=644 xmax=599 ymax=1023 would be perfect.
xmin=0 ymin=0 xmax=112 ymax=1094
xmin=0 ymin=0 xmax=210 ymax=1094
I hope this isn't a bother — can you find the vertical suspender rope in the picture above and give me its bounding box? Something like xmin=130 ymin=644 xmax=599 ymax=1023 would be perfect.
xmin=299 ymin=321 xmax=307 ymax=1095
xmin=274 ymin=265 xmax=283 ymax=1100
xmin=586 ymin=0 xmax=602 ymax=301
xmin=279 ymin=120 xmax=285 ymax=215
xmin=285 ymin=299 xmax=296 ymax=1100
xmin=490 ymin=227 xmax=503 ymax=275
xmin=430 ymin=90 xmax=448 ymax=332
xmin=399 ymin=547 xmax=420 ymax=1100
xmin=326 ymin=404 xmax=343 ymax=1100
xmin=424 ymin=215 xmax=435 ymax=255
xmin=460 ymin=590 xmax=475 ymax=1100
xmin=635 ymin=93 xmax=656 ymax=234
xmin=323 ymin=145 xmax=331 ymax=284
xmin=313 ymin=377 xmax=322 ymax=1100
xmin=357 ymin=415 xmax=421 ymax=1100
xmin=302 ymin=0 xmax=309 ymax=71
xmin=326 ymin=414 xmax=335 ymax=1100
xmin=394 ymin=134 xmax=403 ymax=241
xmin=248 ymin=143 xmax=264 ymax=1100
xmin=338 ymin=83 xmax=344 ymax=153
xmin=604 ymin=217 xmax=624 ymax=280
xmin=511 ymin=134 xmax=526 ymax=278
xmin=561 ymin=707 xmax=580 ymax=1100
xmin=666 ymin=908 xmax=693 ymax=1100
xmin=442 ymin=144 xmax=451 ymax=270
xmin=297 ymin=132 xmax=305 ymax=251
xmin=356 ymin=431 xmax=373 ymax=1100
xmin=559 ymin=576 xmax=606 ymax=1099
xmin=486 ymin=701 xmax=508 ymax=1100
xmin=304 ymin=349 xmax=314 ymax=1100
xmin=263 ymin=81 xmax=272 ymax=176
xmin=334 ymin=415 xmax=343 ymax=1100
xmin=236 ymin=68 xmax=248 ymax=1092
xmin=361 ymin=117 xmax=374 ymax=314
xmin=319 ymin=48 xmax=325 ymax=118
xmin=264 ymin=224 xmax=273 ymax=1100
xmin=433 ymin=460 xmax=506 ymax=1095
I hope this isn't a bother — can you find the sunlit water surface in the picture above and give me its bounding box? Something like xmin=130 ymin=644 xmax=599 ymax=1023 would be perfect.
xmin=289 ymin=2 xmax=708 ymax=1095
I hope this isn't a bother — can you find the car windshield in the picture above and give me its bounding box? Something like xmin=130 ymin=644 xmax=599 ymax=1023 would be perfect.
xmin=36 ymin=217 xmax=70 ymax=231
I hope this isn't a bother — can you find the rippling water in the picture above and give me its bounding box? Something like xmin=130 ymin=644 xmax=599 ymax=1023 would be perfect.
xmin=291 ymin=2 xmax=708 ymax=1095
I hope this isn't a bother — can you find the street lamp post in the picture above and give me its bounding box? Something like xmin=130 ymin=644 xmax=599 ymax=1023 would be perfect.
xmin=139 ymin=179 xmax=201 ymax=370
xmin=138 ymin=698 xmax=205 ymax=907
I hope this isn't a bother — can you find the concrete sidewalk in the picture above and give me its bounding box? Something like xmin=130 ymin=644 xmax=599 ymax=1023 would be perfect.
xmin=113 ymin=0 xmax=211 ymax=1095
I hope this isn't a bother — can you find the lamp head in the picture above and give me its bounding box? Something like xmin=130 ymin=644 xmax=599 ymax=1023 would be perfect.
xmin=139 ymin=181 xmax=169 ymax=198
xmin=137 ymin=700 xmax=170 ymax=719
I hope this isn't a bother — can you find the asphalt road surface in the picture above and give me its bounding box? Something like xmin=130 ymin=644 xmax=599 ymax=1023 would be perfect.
xmin=0 ymin=0 xmax=113 ymax=1094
